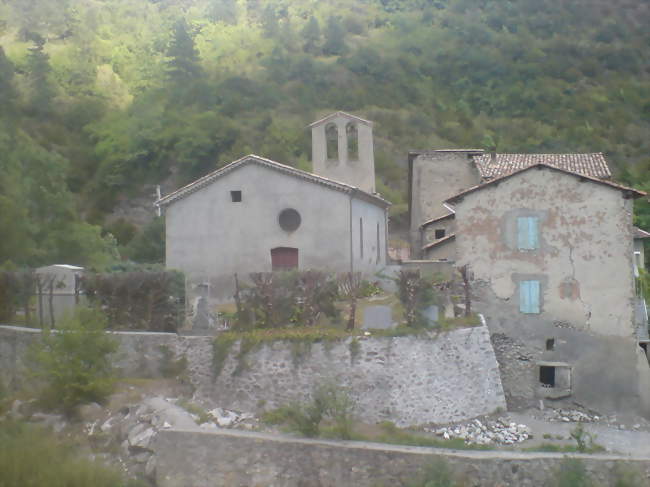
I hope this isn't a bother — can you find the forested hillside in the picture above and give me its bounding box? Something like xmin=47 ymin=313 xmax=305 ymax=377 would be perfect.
xmin=1 ymin=0 xmax=649 ymax=268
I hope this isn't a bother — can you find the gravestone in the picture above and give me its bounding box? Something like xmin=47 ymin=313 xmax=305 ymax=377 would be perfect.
xmin=422 ymin=305 xmax=439 ymax=325
xmin=362 ymin=305 xmax=394 ymax=330
xmin=192 ymin=296 xmax=214 ymax=332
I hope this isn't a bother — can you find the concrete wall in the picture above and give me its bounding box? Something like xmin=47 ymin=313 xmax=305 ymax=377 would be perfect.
xmin=154 ymin=429 xmax=650 ymax=487
xmin=351 ymin=198 xmax=388 ymax=274
xmin=0 ymin=324 xmax=505 ymax=427
xmin=423 ymin=238 xmax=456 ymax=261
xmin=422 ymin=217 xmax=456 ymax=249
xmin=409 ymin=151 xmax=481 ymax=253
xmin=311 ymin=113 xmax=375 ymax=193
xmin=166 ymin=163 xmax=361 ymax=303
xmin=451 ymin=168 xmax=649 ymax=416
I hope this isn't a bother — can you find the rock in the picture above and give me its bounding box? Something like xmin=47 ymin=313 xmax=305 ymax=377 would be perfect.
xmin=128 ymin=425 xmax=156 ymax=450
xmin=209 ymin=408 xmax=240 ymax=428
xmin=101 ymin=417 xmax=116 ymax=433
xmin=145 ymin=455 xmax=156 ymax=479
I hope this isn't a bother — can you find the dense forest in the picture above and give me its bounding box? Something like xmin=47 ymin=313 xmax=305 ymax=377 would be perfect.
xmin=0 ymin=0 xmax=648 ymax=268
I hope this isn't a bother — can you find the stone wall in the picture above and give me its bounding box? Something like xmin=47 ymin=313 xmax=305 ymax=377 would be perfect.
xmin=0 ymin=324 xmax=505 ymax=427
xmin=206 ymin=325 xmax=505 ymax=426
xmin=154 ymin=428 xmax=650 ymax=487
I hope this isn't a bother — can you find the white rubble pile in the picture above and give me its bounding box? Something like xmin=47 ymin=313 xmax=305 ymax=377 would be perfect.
xmin=548 ymin=408 xmax=599 ymax=423
xmin=207 ymin=407 xmax=257 ymax=429
xmin=426 ymin=418 xmax=531 ymax=445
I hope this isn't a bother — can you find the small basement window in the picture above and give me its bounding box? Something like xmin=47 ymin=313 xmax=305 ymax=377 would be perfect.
xmin=546 ymin=338 xmax=555 ymax=351
xmin=435 ymin=229 xmax=446 ymax=239
xmin=539 ymin=366 xmax=555 ymax=387
xmin=230 ymin=190 xmax=242 ymax=202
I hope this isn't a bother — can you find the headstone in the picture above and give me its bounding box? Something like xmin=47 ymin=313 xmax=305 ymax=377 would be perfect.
xmin=362 ymin=305 xmax=394 ymax=330
xmin=422 ymin=305 xmax=439 ymax=325
xmin=192 ymin=296 xmax=214 ymax=331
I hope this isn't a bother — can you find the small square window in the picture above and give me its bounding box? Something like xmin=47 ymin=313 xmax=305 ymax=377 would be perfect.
xmin=434 ymin=229 xmax=446 ymax=239
xmin=517 ymin=216 xmax=539 ymax=250
xmin=546 ymin=338 xmax=555 ymax=351
xmin=231 ymin=190 xmax=242 ymax=202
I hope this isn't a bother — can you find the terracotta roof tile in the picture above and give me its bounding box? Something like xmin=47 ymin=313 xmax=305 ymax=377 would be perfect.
xmin=445 ymin=163 xmax=645 ymax=204
xmin=474 ymin=153 xmax=612 ymax=180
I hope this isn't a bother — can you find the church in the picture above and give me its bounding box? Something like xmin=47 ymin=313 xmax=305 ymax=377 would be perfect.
xmin=157 ymin=112 xmax=390 ymax=304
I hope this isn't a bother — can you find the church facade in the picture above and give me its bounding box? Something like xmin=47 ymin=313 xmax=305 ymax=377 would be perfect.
xmin=158 ymin=112 xmax=389 ymax=303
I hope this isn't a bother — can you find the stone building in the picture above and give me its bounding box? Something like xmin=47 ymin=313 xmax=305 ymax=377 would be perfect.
xmin=409 ymin=151 xmax=650 ymax=416
xmin=158 ymin=113 xmax=389 ymax=304
xmin=409 ymin=152 xmax=615 ymax=260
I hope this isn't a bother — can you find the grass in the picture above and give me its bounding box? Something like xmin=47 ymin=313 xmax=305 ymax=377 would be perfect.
xmin=525 ymin=443 xmax=606 ymax=454
xmin=177 ymin=399 xmax=211 ymax=424
xmin=0 ymin=420 xmax=145 ymax=487
xmin=354 ymin=421 xmax=491 ymax=450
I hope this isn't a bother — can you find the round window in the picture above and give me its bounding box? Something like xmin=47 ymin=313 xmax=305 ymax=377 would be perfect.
xmin=278 ymin=208 xmax=301 ymax=232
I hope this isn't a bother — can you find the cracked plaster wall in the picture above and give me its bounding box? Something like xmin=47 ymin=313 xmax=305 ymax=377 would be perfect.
xmin=451 ymin=168 xmax=650 ymax=416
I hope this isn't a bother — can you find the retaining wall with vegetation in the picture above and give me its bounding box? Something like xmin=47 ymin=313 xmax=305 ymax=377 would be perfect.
xmin=0 ymin=324 xmax=505 ymax=427
xmin=153 ymin=428 xmax=650 ymax=487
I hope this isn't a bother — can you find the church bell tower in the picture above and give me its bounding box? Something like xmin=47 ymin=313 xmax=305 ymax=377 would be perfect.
xmin=309 ymin=111 xmax=376 ymax=193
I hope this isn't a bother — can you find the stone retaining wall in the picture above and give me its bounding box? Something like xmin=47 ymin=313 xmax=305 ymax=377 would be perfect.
xmin=0 ymin=324 xmax=505 ymax=427
xmin=154 ymin=428 xmax=650 ymax=487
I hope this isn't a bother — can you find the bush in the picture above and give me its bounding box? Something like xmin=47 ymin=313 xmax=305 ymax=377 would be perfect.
xmin=30 ymin=307 xmax=118 ymax=416
xmin=82 ymin=269 xmax=185 ymax=332
xmin=262 ymin=383 xmax=355 ymax=439
xmin=407 ymin=459 xmax=457 ymax=487
xmin=553 ymin=458 xmax=594 ymax=487
xmin=395 ymin=270 xmax=438 ymax=327
xmin=0 ymin=420 xmax=145 ymax=487
xmin=236 ymin=270 xmax=340 ymax=329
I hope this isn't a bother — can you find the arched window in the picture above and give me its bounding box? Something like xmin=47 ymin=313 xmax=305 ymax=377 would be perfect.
xmin=346 ymin=123 xmax=358 ymax=161
xmin=325 ymin=123 xmax=338 ymax=160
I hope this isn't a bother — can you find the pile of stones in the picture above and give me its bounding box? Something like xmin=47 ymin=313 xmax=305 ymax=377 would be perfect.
xmin=547 ymin=408 xmax=599 ymax=423
xmin=426 ymin=418 xmax=531 ymax=445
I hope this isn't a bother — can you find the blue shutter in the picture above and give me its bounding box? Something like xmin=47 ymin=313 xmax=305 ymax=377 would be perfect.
xmin=517 ymin=217 xmax=539 ymax=250
xmin=520 ymin=280 xmax=541 ymax=314
xmin=528 ymin=217 xmax=539 ymax=249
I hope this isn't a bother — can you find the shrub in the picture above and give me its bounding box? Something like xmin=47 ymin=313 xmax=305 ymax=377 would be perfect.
xmin=262 ymin=383 xmax=355 ymax=439
xmin=0 ymin=420 xmax=145 ymax=487
xmin=82 ymin=269 xmax=185 ymax=332
xmin=235 ymin=270 xmax=340 ymax=329
xmin=30 ymin=307 xmax=118 ymax=416
xmin=553 ymin=458 xmax=594 ymax=487
xmin=407 ymin=459 xmax=457 ymax=487
xmin=395 ymin=269 xmax=437 ymax=327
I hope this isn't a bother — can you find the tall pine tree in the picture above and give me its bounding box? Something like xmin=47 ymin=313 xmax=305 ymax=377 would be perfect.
xmin=166 ymin=20 xmax=203 ymax=85
xmin=26 ymin=37 xmax=55 ymax=115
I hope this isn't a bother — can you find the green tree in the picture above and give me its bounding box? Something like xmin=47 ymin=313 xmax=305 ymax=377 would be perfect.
xmin=0 ymin=46 xmax=17 ymax=115
xmin=166 ymin=19 xmax=203 ymax=85
xmin=208 ymin=0 xmax=238 ymax=24
xmin=25 ymin=36 xmax=55 ymax=114
xmin=30 ymin=307 xmax=118 ymax=416
xmin=322 ymin=16 xmax=347 ymax=56
xmin=301 ymin=16 xmax=321 ymax=54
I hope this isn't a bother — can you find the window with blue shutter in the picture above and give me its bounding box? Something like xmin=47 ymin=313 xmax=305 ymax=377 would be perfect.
xmin=517 ymin=217 xmax=539 ymax=250
xmin=520 ymin=280 xmax=541 ymax=314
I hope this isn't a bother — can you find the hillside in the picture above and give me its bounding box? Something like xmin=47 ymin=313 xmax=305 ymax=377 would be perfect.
xmin=0 ymin=0 xmax=649 ymax=267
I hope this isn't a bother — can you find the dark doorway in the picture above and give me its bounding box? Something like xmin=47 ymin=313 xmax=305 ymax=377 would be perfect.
xmin=271 ymin=247 xmax=299 ymax=271
xmin=539 ymin=366 xmax=556 ymax=387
